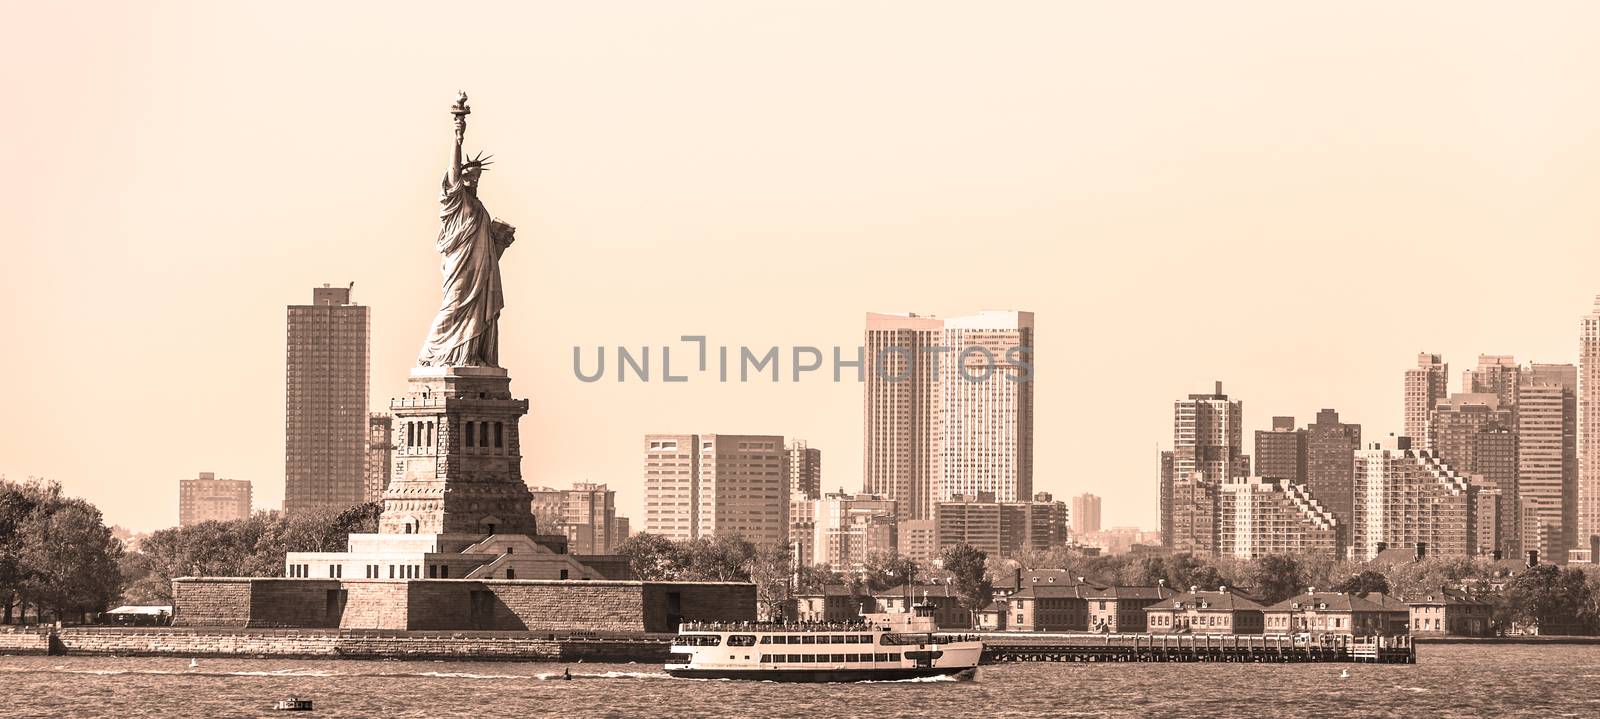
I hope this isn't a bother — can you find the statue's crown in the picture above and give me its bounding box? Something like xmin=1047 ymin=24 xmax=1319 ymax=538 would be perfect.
xmin=463 ymin=150 xmax=493 ymax=171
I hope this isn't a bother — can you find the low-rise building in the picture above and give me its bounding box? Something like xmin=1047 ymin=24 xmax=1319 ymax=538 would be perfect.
xmin=1009 ymin=583 xmax=1093 ymax=631
xmin=1407 ymin=590 xmax=1493 ymax=637
xmin=794 ymin=584 xmax=863 ymax=623
xmin=874 ymin=585 xmax=972 ymax=629
xmin=1144 ymin=588 xmax=1265 ymax=635
xmin=1085 ymin=585 xmax=1177 ymax=633
xmin=1263 ymin=591 xmax=1410 ymax=637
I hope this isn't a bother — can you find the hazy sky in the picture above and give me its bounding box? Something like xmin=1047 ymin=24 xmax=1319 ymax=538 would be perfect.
xmin=4 ymin=2 xmax=1599 ymax=532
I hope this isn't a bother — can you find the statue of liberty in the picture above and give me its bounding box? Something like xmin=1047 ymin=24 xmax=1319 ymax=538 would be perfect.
xmin=417 ymin=91 xmax=517 ymax=368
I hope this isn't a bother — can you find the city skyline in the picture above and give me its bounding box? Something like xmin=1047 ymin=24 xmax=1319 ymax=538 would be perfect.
xmin=7 ymin=4 xmax=1600 ymax=534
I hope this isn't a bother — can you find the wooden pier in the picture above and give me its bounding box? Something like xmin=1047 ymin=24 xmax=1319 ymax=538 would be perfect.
xmin=979 ymin=633 xmax=1415 ymax=664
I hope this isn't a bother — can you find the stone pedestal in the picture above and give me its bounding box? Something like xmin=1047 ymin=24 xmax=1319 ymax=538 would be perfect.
xmin=381 ymin=366 xmax=537 ymax=539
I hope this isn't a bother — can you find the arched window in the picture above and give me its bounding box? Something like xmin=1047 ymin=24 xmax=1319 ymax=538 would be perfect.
xmin=465 ymin=421 xmax=475 ymax=447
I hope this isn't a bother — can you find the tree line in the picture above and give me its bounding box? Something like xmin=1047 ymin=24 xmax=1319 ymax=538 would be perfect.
xmin=1 ymin=476 xmax=381 ymax=624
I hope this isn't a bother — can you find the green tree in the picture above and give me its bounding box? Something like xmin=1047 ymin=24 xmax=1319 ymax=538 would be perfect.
xmin=684 ymin=535 xmax=756 ymax=581
xmin=941 ymin=544 xmax=993 ymax=626
xmin=860 ymin=552 xmax=919 ymax=594
xmin=616 ymin=533 xmax=689 ymax=581
xmin=747 ymin=542 xmax=794 ymax=621
xmin=17 ymin=500 xmax=124 ymax=622
xmin=1249 ymin=555 xmax=1305 ymax=604
xmin=1 ymin=478 xmax=62 ymax=623
xmin=1501 ymin=565 xmax=1593 ymax=634
xmin=1330 ymin=570 xmax=1390 ymax=597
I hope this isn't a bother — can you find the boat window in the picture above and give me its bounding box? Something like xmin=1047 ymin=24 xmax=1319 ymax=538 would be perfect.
xmin=759 ymin=636 xmax=772 ymax=644
xmin=667 ymin=652 xmax=693 ymax=664
xmin=801 ymin=636 xmax=815 ymax=644
xmin=802 ymin=654 xmax=815 ymax=663
xmin=728 ymin=635 xmax=757 ymax=647
xmin=830 ymin=654 xmax=844 ymax=663
xmin=673 ymin=635 xmax=721 ymax=646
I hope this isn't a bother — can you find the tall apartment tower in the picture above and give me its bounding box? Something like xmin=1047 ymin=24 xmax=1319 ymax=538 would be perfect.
xmin=1581 ymin=296 xmax=1600 ymax=563
xmin=364 ymin=413 xmax=395 ymax=503
xmin=784 ymin=440 xmax=823 ymax=501
xmin=938 ymin=311 xmax=1035 ymax=504
xmin=864 ymin=313 xmax=945 ymax=520
xmin=1217 ymin=476 xmax=1339 ymax=559
xmin=284 ymin=284 xmax=370 ymax=515
xmin=1160 ymin=382 xmax=1250 ymax=553
xmin=643 ymin=434 xmax=788 ymax=546
xmin=1404 ymin=353 xmax=1449 ymax=450
xmin=1305 ymin=409 xmax=1361 ymax=548
xmin=1518 ymin=365 xmax=1577 ymax=562
xmin=178 ymin=472 xmax=252 ymax=526
xmin=1254 ymin=416 xmax=1307 ymax=484
xmin=561 ymin=482 xmax=620 ymax=555
xmin=1071 ymin=493 xmax=1103 ymax=535
xmin=864 ymin=311 xmax=1035 ymax=519
xmin=1464 ymin=355 xmax=1522 ymax=412
xmin=1352 ymin=438 xmax=1475 ymax=560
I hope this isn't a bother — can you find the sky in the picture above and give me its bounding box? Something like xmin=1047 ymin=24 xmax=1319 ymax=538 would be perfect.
xmin=3 ymin=1 xmax=1599 ymax=532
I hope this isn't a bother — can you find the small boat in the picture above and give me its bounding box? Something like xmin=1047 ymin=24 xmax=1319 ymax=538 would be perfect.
xmin=1339 ymin=669 xmax=1350 ymax=679
xmin=666 ymin=601 xmax=982 ymax=682
xmin=187 ymin=658 xmax=199 ymax=669
xmin=273 ymin=697 xmax=314 ymax=712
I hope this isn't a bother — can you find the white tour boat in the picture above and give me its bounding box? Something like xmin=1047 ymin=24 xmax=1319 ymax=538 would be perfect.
xmin=666 ymin=602 xmax=982 ymax=682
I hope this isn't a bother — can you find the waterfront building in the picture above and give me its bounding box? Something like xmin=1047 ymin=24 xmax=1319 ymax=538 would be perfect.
xmin=1581 ymin=295 xmax=1600 ymax=562
xmin=1408 ymin=590 xmax=1493 ymax=637
xmin=1085 ymin=585 xmax=1176 ymax=633
xmin=178 ymin=472 xmax=251 ymax=526
xmin=1518 ymin=367 xmax=1577 ymax=562
xmin=1404 ymin=353 xmax=1450 ymax=451
xmin=864 ymin=310 xmax=1035 ymax=520
xmin=935 ymin=492 xmax=1067 ymax=557
xmin=784 ymin=440 xmax=822 ymax=501
xmin=1351 ymin=438 xmax=1476 ymax=560
xmin=1008 ymin=583 xmax=1093 ymax=631
xmin=1305 ymin=409 xmax=1361 ymax=544
xmin=1071 ymin=493 xmax=1102 ymax=535
xmin=1254 ymin=416 xmax=1306 ymax=484
xmin=284 ymin=284 xmax=371 ymax=515
xmin=1144 ymin=588 xmax=1266 ymax=635
xmin=1263 ymin=591 xmax=1409 ymax=637
xmin=793 ymin=584 xmax=861 ymax=623
xmin=874 ymin=584 xmax=972 ymax=629
xmin=365 ymin=413 xmax=394 ymax=503
xmin=1216 ymin=476 xmax=1339 ymax=559
xmin=1161 ymin=382 xmax=1250 ymax=553
xmin=643 ymin=433 xmax=789 ymax=546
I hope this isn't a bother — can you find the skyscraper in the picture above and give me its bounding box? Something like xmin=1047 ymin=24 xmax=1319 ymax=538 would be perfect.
xmin=863 ymin=310 xmax=1035 ymax=519
xmin=935 ymin=491 xmax=1066 ymax=558
xmin=1404 ymin=353 xmax=1449 ymax=450
xmin=1305 ymin=409 xmax=1361 ymax=549
xmin=643 ymin=433 xmax=788 ymax=546
xmin=1464 ymin=355 xmax=1522 ymax=411
xmin=938 ymin=311 xmax=1035 ymax=505
xmin=797 ymin=491 xmax=898 ymax=572
xmin=864 ymin=313 xmax=944 ymax=521
xmin=178 ymin=472 xmax=252 ymax=526
xmin=1254 ymin=416 xmax=1307 ymax=484
xmin=1071 ymin=493 xmax=1103 ymax=535
xmin=284 ymin=284 xmax=370 ymax=515
xmin=560 ymin=482 xmax=622 ymax=555
xmin=1161 ymin=382 xmax=1250 ymax=553
xmin=1582 ymin=297 xmax=1600 ymax=562
xmin=784 ymin=439 xmax=823 ymax=501
xmin=1518 ymin=366 xmax=1577 ymax=562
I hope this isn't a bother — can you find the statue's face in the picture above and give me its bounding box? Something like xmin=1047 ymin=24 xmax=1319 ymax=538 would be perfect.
xmin=462 ymin=167 xmax=482 ymax=188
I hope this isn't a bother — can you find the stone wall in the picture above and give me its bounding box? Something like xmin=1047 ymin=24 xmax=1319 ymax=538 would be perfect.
xmin=49 ymin=627 xmax=669 ymax=662
xmin=0 ymin=627 xmax=51 ymax=655
xmin=174 ymin=577 xmax=755 ymax=632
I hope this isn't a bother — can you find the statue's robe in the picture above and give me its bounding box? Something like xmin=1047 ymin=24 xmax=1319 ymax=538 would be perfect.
xmin=418 ymin=172 xmax=513 ymax=368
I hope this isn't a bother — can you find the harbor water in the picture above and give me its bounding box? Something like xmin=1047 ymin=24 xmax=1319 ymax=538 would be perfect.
xmin=0 ymin=643 xmax=1594 ymax=718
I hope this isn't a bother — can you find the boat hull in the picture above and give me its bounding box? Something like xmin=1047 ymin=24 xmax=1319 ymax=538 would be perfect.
xmin=666 ymin=666 xmax=975 ymax=683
